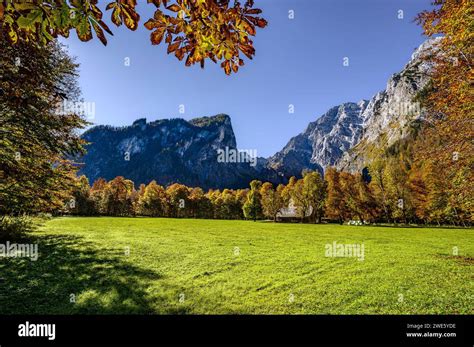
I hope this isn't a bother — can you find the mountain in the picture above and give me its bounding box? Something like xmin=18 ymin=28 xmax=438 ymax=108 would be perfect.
xmin=268 ymin=38 xmax=439 ymax=176
xmin=267 ymin=100 xmax=369 ymax=176
xmin=336 ymin=39 xmax=438 ymax=171
xmin=79 ymin=114 xmax=282 ymax=189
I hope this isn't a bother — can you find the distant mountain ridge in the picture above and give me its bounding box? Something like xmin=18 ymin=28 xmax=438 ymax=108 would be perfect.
xmin=79 ymin=39 xmax=438 ymax=188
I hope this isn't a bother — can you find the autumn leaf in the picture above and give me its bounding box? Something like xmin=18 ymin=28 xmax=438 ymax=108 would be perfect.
xmin=185 ymin=53 xmax=193 ymax=66
xmin=106 ymin=0 xmax=140 ymax=30
xmin=167 ymin=40 xmax=180 ymax=53
xmin=3 ymin=0 xmax=268 ymax=75
xmin=246 ymin=16 xmax=267 ymax=28
xmin=148 ymin=0 xmax=168 ymax=7
xmin=150 ymin=28 xmax=165 ymax=45
xmin=92 ymin=21 xmax=107 ymax=45
xmin=76 ymin=16 xmax=93 ymax=41
xmin=245 ymin=8 xmax=262 ymax=15
xmin=98 ymin=20 xmax=113 ymax=36
xmin=175 ymin=48 xmax=185 ymax=60
xmin=166 ymin=4 xmax=181 ymax=12
xmin=17 ymin=10 xmax=43 ymax=33
xmin=221 ymin=60 xmax=231 ymax=75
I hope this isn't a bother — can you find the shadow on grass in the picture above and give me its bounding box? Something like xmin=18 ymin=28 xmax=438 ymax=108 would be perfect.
xmin=436 ymin=254 xmax=474 ymax=265
xmin=0 ymin=233 xmax=189 ymax=314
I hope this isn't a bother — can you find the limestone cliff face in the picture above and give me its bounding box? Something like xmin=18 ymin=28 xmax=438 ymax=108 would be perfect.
xmin=79 ymin=114 xmax=282 ymax=189
xmin=336 ymin=38 xmax=439 ymax=172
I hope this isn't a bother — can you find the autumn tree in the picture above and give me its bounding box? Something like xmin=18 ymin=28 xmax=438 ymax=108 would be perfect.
xmin=134 ymin=183 xmax=146 ymax=212
xmin=260 ymin=182 xmax=283 ymax=221
xmin=325 ymin=168 xmax=347 ymax=223
xmin=290 ymin=178 xmax=311 ymax=223
xmin=407 ymin=163 xmax=430 ymax=223
xmin=166 ymin=183 xmax=189 ymax=218
xmin=288 ymin=172 xmax=327 ymax=223
xmin=280 ymin=176 xmax=297 ymax=207
xmin=69 ymin=175 xmax=96 ymax=215
xmin=235 ymin=189 xmax=247 ymax=217
xmin=101 ymin=176 xmax=136 ymax=216
xmin=0 ymin=0 xmax=267 ymax=75
xmin=206 ymin=189 xmax=222 ymax=218
xmin=0 ymin=33 xmax=87 ymax=215
xmin=89 ymin=177 xmax=107 ymax=214
xmin=188 ymin=187 xmax=211 ymax=218
xmin=221 ymin=189 xmax=244 ymax=219
xmin=137 ymin=180 xmax=167 ymax=217
xmin=368 ymin=158 xmax=392 ymax=223
xmin=243 ymin=180 xmax=262 ymax=221
xmin=383 ymin=156 xmax=415 ymax=224
xmin=302 ymin=171 xmax=326 ymax=223
xmin=338 ymin=172 xmax=359 ymax=221
xmin=414 ymin=0 xmax=473 ymax=223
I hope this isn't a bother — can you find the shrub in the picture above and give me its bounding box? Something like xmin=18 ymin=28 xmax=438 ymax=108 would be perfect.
xmin=36 ymin=212 xmax=53 ymax=221
xmin=0 ymin=215 xmax=37 ymax=241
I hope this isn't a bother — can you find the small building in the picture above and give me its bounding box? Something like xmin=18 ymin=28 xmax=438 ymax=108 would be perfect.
xmin=276 ymin=199 xmax=313 ymax=222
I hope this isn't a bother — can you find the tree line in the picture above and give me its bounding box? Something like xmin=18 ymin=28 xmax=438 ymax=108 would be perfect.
xmin=65 ymin=159 xmax=472 ymax=225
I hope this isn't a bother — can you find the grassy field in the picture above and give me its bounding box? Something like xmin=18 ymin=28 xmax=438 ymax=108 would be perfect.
xmin=0 ymin=217 xmax=472 ymax=314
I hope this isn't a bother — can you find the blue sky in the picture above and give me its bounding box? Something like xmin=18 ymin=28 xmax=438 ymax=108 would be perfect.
xmin=62 ymin=0 xmax=431 ymax=157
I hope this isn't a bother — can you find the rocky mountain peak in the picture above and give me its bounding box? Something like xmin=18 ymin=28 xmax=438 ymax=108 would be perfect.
xmin=268 ymin=100 xmax=369 ymax=177
xmin=269 ymin=39 xmax=439 ymax=177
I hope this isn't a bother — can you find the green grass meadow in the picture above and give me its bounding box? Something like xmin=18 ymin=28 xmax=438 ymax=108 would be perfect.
xmin=0 ymin=217 xmax=472 ymax=314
